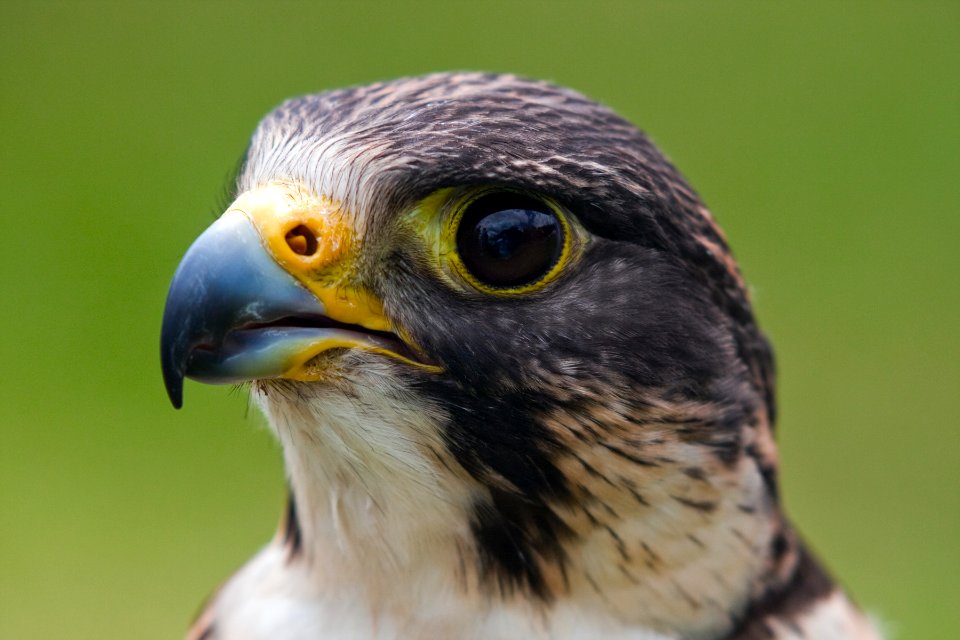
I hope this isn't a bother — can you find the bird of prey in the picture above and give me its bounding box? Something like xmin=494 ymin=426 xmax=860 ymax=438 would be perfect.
xmin=160 ymin=73 xmax=880 ymax=640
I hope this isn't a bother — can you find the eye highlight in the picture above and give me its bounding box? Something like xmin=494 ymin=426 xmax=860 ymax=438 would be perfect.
xmin=450 ymin=191 xmax=572 ymax=293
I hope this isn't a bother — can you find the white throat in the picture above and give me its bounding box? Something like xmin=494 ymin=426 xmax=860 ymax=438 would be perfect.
xmin=251 ymin=369 xmax=480 ymax=597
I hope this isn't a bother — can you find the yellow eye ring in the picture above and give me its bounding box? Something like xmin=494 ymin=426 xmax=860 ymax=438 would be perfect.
xmin=444 ymin=187 xmax=576 ymax=295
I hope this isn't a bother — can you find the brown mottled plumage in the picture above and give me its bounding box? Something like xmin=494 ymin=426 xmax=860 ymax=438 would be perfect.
xmin=161 ymin=73 xmax=879 ymax=639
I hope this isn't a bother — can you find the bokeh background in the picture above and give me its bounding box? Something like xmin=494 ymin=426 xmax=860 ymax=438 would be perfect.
xmin=1 ymin=2 xmax=957 ymax=638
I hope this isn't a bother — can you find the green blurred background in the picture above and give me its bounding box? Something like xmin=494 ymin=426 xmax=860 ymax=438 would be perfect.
xmin=1 ymin=2 xmax=957 ymax=637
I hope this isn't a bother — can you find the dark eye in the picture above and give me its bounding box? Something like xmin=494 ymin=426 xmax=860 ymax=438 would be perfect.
xmin=455 ymin=192 xmax=564 ymax=288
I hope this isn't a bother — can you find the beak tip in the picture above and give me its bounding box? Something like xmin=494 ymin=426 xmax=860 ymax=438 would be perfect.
xmin=161 ymin=337 xmax=186 ymax=409
xmin=162 ymin=363 xmax=185 ymax=409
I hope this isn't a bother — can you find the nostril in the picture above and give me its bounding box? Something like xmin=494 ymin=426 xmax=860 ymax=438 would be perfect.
xmin=285 ymin=225 xmax=318 ymax=256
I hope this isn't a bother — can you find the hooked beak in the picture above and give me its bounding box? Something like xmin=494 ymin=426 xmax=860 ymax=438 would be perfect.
xmin=160 ymin=183 xmax=436 ymax=409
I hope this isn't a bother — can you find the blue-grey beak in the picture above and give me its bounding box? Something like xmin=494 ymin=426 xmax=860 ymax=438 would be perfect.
xmin=160 ymin=212 xmax=328 ymax=408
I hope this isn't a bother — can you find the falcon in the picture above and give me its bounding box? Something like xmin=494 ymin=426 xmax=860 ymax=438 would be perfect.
xmin=160 ymin=73 xmax=880 ymax=640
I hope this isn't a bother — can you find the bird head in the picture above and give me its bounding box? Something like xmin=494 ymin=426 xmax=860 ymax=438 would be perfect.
xmin=161 ymin=73 xmax=786 ymax=636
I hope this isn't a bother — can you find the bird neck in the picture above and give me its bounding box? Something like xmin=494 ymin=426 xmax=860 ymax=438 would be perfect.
xmin=254 ymin=380 xmax=849 ymax=639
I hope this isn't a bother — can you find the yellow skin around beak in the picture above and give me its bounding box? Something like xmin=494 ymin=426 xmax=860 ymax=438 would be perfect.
xmin=229 ymin=180 xmax=392 ymax=332
xmin=159 ymin=179 xmax=439 ymax=408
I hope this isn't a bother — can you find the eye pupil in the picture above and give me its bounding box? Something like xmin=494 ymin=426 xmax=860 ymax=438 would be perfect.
xmin=456 ymin=193 xmax=564 ymax=288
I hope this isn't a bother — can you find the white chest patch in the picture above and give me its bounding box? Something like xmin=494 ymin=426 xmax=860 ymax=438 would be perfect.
xmin=206 ymin=544 xmax=677 ymax=640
